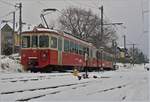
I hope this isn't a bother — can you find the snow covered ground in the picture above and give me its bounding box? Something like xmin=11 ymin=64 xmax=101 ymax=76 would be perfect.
xmin=0 ymin=63 xmax=149 ymax=102
xmin=0 ymin=54 xmax=24 ymax=73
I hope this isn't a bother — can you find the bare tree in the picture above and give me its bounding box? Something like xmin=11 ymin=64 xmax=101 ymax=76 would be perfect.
xmin=59 ymin=7 xmax=117 ymax=48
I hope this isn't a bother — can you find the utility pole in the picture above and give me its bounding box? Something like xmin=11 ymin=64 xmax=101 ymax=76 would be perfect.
xmin=100 ymin=5 xmax=103 ymax=46
xmin=112 ymin=40 xmax=117 ymax=66
xmin=12 ymin=12 xmax=15 ymax=54
xmin=132 ymin=44 xmax=135 ymax=66
xmin=0 ymin=20 xmax=2 ymax=71
xmin=99 ymin=5 xmax=104 ymax=70
xmin=128 ymin=43 xmax=137 ymax=66
xmin=15 ymin=3 xmax=22 ymax=53
xmin=19 ymin=3 xmax=22 ymax=51
xmin=98 ymin=6 xmax=123 ymax=70
xmin=123 ymin=35 xmax=126 ymax=63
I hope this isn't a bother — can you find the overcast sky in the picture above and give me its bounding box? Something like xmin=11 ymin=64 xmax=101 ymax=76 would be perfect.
xmin=0 ymin=0 xmax=149 ymax=57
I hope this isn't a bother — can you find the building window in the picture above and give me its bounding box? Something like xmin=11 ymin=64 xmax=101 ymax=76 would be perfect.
xmin=51 ymin=36 xmax=57 ymax=48
xmin=39 ymin=35 xmax=49 ymax=48
xmin=22 ymin=36 xmax=30 ymax=48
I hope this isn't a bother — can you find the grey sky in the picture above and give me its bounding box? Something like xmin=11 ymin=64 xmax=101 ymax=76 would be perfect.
xmin=0 ymin=0 xmax=149 ymax=57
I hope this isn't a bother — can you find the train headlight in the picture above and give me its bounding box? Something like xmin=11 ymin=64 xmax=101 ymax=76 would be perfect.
xmin=42 ymin=53 xmax=47 ymax=58
xmin=22 ymin=54 xmax=26 ymax=57
xmin=40 ymin=51 xmax=48 ymax=60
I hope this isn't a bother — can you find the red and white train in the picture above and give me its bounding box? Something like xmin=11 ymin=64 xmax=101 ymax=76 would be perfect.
xmin=21 ymin=27 xmax=114 ymax=72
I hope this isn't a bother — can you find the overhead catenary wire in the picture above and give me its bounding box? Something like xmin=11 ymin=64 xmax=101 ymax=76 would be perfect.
xmin=69 ymin=0 xmax=99 ymax=9
xmin=0 ymin=0 xmax=15 ymax=7
xmin=134 ymin=0 xmax=148 ymax=45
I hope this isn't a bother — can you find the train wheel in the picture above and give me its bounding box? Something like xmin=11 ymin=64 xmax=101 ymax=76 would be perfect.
xmin=30 ymin=67 xmax=38 ymax=73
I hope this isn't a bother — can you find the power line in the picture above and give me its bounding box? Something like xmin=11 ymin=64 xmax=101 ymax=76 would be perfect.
xmin=0 ymin=4 xmax=19 ymax=19
xmin=0 ymin=11 xmax=14 ymax=19
xmin=0 ymin=0 xmax=15 ymax=7
xmin=71 ymin=0 xmax=98 ymax=9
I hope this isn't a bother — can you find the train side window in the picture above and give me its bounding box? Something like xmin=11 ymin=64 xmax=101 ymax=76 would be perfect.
xmin=90 ymin=49 xmax=93 ymax=58
xmin=83 ymin=47 xmax=86 ymax=54
xmin=79 ymin=45 xmax=83 ymax=55
xmin=58 ymin=38 xmax=62 ymax=51
xmin=103 ymin=53 xmax=106 ymax=60
xmin=87 ymin=48 xmax=89 ymax=56
xmin=64 ymin=39 xmax=69 ymax=52
xmin=51 ymin=36 xmax=57 ymax=48
xmin=73 ymin=42 xmax=75 ymax=53
xmin=81 ymin=46 xmax=84 ymax=55
xmin=70 ymin=41 xmax=75 ymax=53
xmin=93 ymin=49 xmax=97 ymax=58
xmin=75 ymin=43 xmax=78 ymax=54
xmin=107 ymin=54 xmax=112 ymax=61
xmin=22 ymin=36 xmax=30 ymax=48
xmin=96 ymin=51 xmax=98 ymax=59
xmin=39 ymin=35 xmax=49 ymax=48
xmin=97 ymin=52 xmax=100 ymax=59
xmin=31 ymin=36 xmax=38 ymax=48
xmin=78 ymin=45 xmax=81 ymax=55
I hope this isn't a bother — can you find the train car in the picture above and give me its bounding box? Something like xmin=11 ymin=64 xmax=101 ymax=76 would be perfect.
xmin=21 ymin=27 xmax=114 ymax=72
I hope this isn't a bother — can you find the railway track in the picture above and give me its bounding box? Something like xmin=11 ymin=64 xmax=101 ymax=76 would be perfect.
xmin=1 ymin=81 xmax=89 ymax=95
xmin=1 ymin=73 xmax=71 ymax=83
xmin=1 ymin=80 xmax=93 ymax=101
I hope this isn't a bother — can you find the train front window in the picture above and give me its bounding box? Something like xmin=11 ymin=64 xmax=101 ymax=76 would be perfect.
xmin=32 ymin=36 xmax=38 ymax=48
xmin=51 ymin=36 xmax=57 ymax=48
xmin=39 ymin=35 xmax=49 ymax=48
xmin=22 ymin=36 xmax=30 ymax=48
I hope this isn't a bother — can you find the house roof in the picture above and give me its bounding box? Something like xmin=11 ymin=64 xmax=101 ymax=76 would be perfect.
xmin=0 ymin=22 xmax=35 ymax=32
xmin=1 ymin=23 xmax=13 ymax=31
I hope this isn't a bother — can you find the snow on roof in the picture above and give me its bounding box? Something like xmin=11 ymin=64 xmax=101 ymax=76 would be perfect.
xmin=0 ymin=22 xmax=35 ymax=32
xmin=35 ymin=28 xmax=59 ymax=34
xmin=0 ymin=22 xmax=13 ymax=31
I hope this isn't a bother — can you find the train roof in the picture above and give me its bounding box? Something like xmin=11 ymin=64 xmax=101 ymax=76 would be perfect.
xmin=22 ymin=27 xmax=95 ymax=48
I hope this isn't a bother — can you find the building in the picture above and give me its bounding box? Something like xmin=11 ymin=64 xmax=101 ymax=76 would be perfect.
xmin=1 ymin=23 xmax=37 ymax=55
xmin=1 ymin=24 xmax=14 ymax=55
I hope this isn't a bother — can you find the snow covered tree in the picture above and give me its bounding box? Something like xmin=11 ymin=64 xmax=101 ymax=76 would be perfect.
xmin=59 ymin=7 xmax=117 ymax=48
xmin=128 ymin=48 xmax=148 ymax=64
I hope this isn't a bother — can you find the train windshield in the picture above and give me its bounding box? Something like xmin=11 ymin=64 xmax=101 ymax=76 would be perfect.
xmin=39 ymin=35 xmax=49 ymax=48
xmin=22 ymin=36 xmax=30 ymax=48
xmin=31 ymin=36 xmax=38 ymax=48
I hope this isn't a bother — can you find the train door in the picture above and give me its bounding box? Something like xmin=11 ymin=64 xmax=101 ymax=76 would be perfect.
xmin=58 ymin=37 xmax=62 ymax=65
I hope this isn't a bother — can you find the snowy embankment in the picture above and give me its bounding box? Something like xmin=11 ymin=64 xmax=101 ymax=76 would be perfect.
xmin=0 ymin=54 xmax=24 ymax=73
